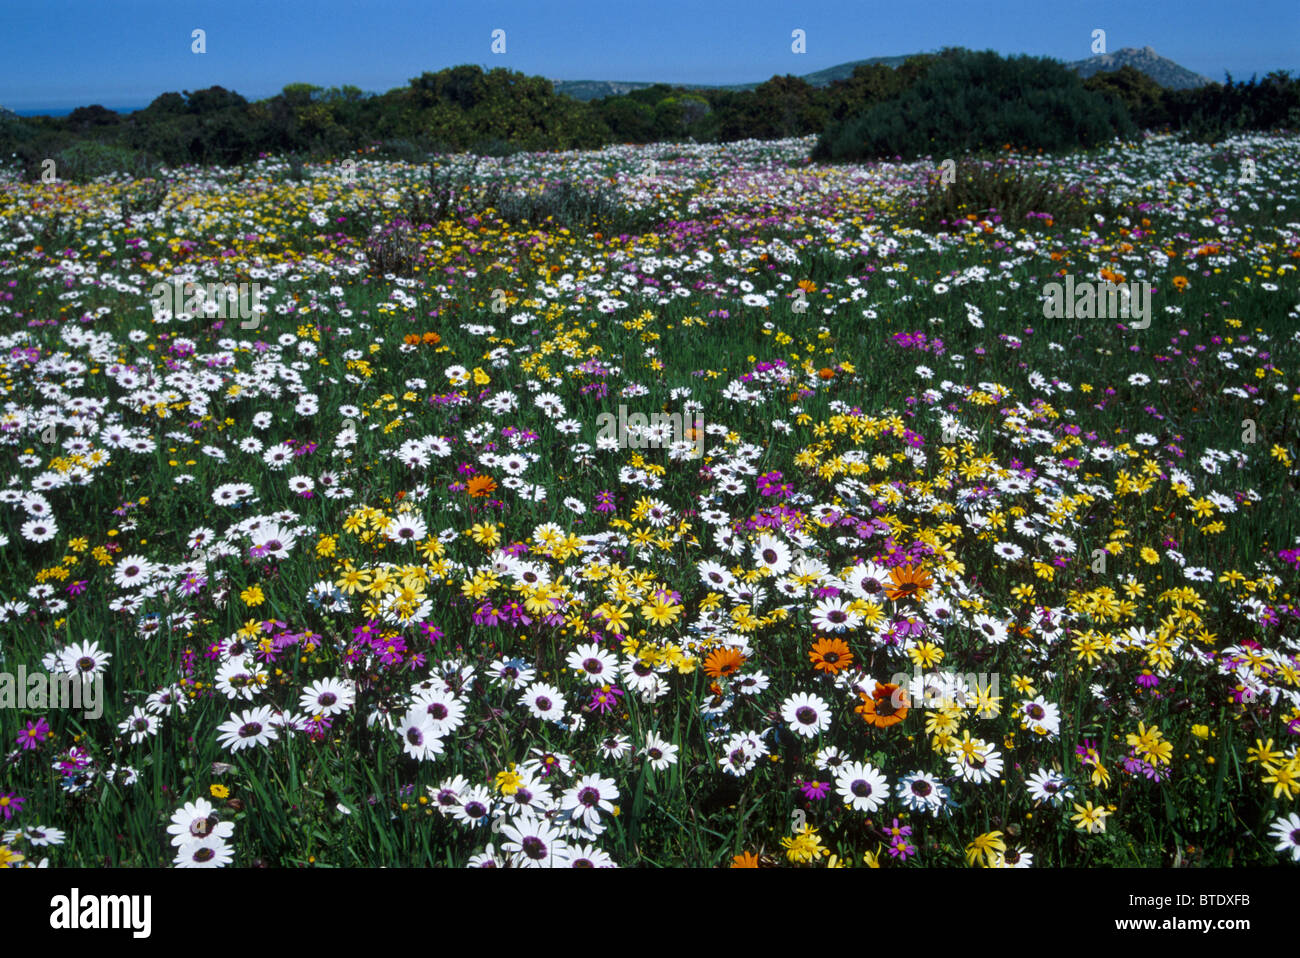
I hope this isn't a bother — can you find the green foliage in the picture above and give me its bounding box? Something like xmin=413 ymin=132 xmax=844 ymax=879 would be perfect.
xmin=52 ymin=140 xmax=156 ymax=182
xmin=816 ymin=49 xmax=1137 ymax=161
xmin=6 ymin=56 xmax=1296 ymax=177
xmin=899 ymin=158 xmax=1134 ymax=234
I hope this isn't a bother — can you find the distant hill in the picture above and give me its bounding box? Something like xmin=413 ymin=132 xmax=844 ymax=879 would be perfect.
xmin=1066 ymin=46 xmax=1213 ymax=89
xmin=552 ymin=55 xmax=928 ymax=100
xmin=553 ymin=46 xmax=1216 ymax=100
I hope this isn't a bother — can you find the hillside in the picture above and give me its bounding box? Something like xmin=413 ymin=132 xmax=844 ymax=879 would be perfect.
xmin=553 ymin=47 xmax=1215 ymax=100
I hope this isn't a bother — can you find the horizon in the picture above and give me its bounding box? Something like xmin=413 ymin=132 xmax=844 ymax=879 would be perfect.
xmin=1 ymin=0 xmax=1296 ymax=112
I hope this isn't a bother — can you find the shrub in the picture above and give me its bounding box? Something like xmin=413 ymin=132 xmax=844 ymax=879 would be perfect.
xmin=364 ymin=217 xmax=424 ymax=276
xmin=815 ymin=49 xmax=1136 ymax=161
xmin=898 ymin=158 xmax=1136 ymax=234
xmin=49 ymin=140 xmax=155 ymax=182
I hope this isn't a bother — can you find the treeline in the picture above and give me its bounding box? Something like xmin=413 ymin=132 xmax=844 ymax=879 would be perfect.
xmin=2 ymin=49 xmax=1297 ymax=180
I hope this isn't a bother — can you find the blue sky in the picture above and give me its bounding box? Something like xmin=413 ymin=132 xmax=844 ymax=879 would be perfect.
xmin=1 ymin=0 xmax=1296 ymax=110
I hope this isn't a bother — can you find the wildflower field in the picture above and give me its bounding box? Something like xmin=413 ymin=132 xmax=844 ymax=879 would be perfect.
xmin=0 ymin=133 xmax=1298 ymax=869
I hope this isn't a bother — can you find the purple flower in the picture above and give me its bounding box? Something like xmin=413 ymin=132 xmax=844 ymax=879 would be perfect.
xmin=0 ymin=791 xmax=26 ymax=820
xmin=799 ymin=780 xmax=831 ymax=800
xmin=589 ymin=685 xmax=624 ymax=715
xmin=16 ymin=718 xmax=49 ymax=751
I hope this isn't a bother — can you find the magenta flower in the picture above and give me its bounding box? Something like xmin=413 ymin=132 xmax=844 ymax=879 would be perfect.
xmin=889 ymin=838 xmax=917 ymax=861
xmin=588 ymin=685 xmax=624 ymax=714
xmin=799 ymin=779 xmax=831 ymax=800
xmin=16 ymin=718 xmax=50 ymax=750
xmin=0 ymin=791 xmax=25 ymax=821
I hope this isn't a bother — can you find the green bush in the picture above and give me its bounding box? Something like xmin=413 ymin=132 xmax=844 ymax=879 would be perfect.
xmin=51 ymin=140 xmax=155 ymax=182
xmin=815 ymin=49 xmax=1136 ymax=161
xmin=898 ymin=158 xmax=1136 ymax=234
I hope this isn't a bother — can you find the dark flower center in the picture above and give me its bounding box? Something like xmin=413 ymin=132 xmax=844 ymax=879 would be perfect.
xmin=429 ymin=703 xmax=448 ymax=720
xmin=796 ymin=707 xmax=817 ymax=725
xmin=521 ymin=836 xmax=547 ymax=860
xmin=193 ymin=847 xmax=215 ymax=862
xmin=239 ymin=722 xmax=262 ymax=738
xmin=911 ymin=780 xmax=932 ymax=797
xmin=851 ymin=780 xmax=871 ymax=797
xmin=583 ymin=658 xmax=602 ymax=673
xmin=406 ymin=727 xmax=424 ymax=746
xmin=319 ymin=693 xmax=337 ymax=707
xmin=579 ymin=787 xmax=600 ymax=807
xmin=535 ymin=697 xmax=552 ymax=712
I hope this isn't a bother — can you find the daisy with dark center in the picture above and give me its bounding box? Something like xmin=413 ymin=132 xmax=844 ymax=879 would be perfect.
xmin=174 ymin=835 xmax=234 ymax=868
xmin=413 ymin=688 xmax=466 ymax=736
xmin=1025 ymin=768 xmax=1073 ymax=806
xmin=810 ymin=597 xmax=861 ymax=633
xmin=835 ymin=761 xmax=889 ymax=812
xmin=298 ymin=677 xmax=354 ymax=716
xmin=1269 ymin=812 xmax=1300 ymax=862
xmin=521 ymin=682 xmax=567 ymax=722
xmin=58 ymin=640 xmax=111 ymax=677
xmin=641 ymin=732 xmax=679 ymax=771
xmin=452 ymin=785 xmax=494 ymax=826
xmin=896 ymin=771 xmax=949 ymax=815
xmin=561 ymin=774 xmax=618 ymax=833
xmin=565 ymin=843 xmax=616 ymax=867
xmin=396 ymin=707 xmax=444 ymax=761
xmin=166 ymin=798 xmax=234 ymax=847
xmin=781 ymin=692 xmax=832 ymax=738
xmin=809 ymin=636 xmax=853 ymax=675
xmin=428 ymin=774 xmax=470 ymax=817
xmin=216 ymin=706 xmax=279 ymax=752
xmin=499 ymin=810 xmax=569 ymax=868
xmin=566 ymin=643 xmax=616 ymax=684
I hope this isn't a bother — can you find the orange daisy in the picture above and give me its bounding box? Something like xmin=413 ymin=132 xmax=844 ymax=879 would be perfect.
xmin=730 ymin=851 xmax=760 ymax=868
xmin=885 ymin=564 xmax=933 ymax=602
xmin=809 ymin=636 xmax=853 ymax=675
xmin=703 ymin=647 xmax=746 ymax=679
xmin=856 ymin=682 xmax=909 ymax=728
xmin=422 ymin=331 xmax=441 ymax=345
xmin=466 ymin=475 xmax=498 ymax=498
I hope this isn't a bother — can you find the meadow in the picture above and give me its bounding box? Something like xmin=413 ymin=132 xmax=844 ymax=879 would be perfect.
xmin=0 ymin=131 xmax=1297 ymax=868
